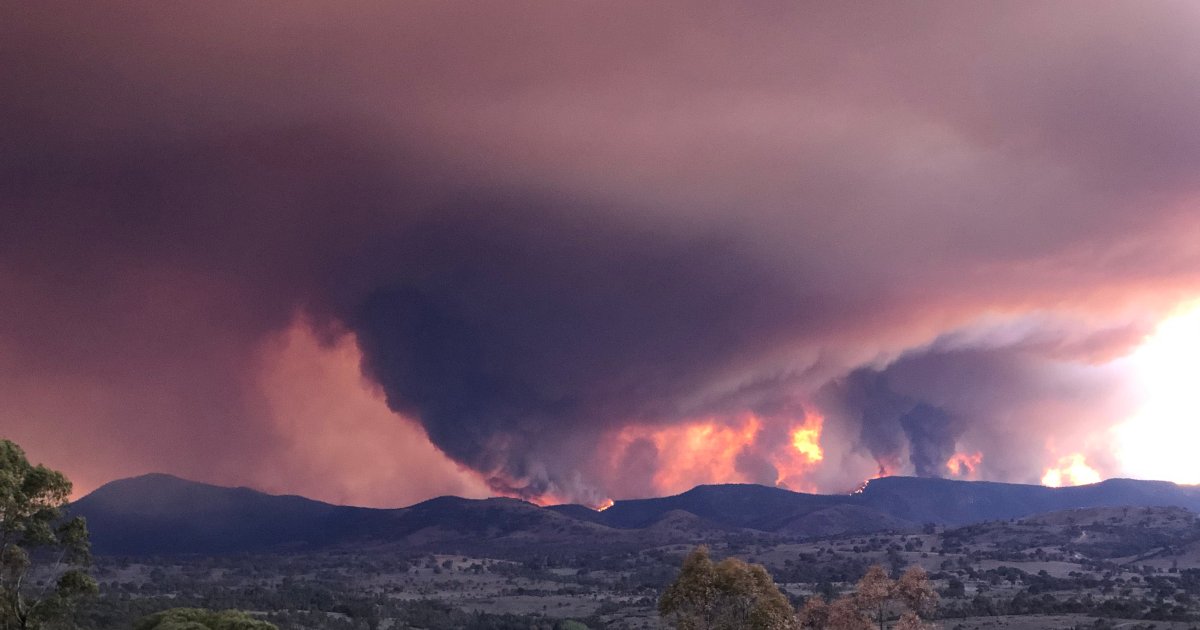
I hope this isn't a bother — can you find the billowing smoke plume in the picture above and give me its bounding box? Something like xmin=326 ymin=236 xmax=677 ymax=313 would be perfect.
xmin=901 ymin=405 xmax=958 ymax=479
xmin=823 ymin=366 xmax=964 ymax=478
xmin=1 ymin=2 xmax=1198 ymax=503
xmin=821 ymin=338 xmax=1141 ymax=484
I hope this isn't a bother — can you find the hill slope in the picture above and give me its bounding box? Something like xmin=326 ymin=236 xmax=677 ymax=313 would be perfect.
xmin=71 ymin=474 xmax=383 ymax=554
xmin=72 ymin=473 xmax=1200 ymax=555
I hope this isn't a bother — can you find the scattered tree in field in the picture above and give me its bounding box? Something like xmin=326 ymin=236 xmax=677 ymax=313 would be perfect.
xmin=802 ymin=564 xmax=938 ymax=629
xmin=895 ymin=566 xmax=937 ymax=618
xmin=659 ymin=546 xmax=797 ymax=629
xmin=134 ymin=608 xmax=279 ymax=630
xmin=659 ymin=547 xmax=716 ymax=628
xmin=826 ymin=596 xmax=871 ymax=630
xmin=855 ymin=565 xmax=894 ymax=630
xmin=893 ymin=611 xmax=932 ymax=630
xmin=0 ymin=439 xmax=96 ymax=630
xmin=797 ymin=595 xmax=829 ymax=629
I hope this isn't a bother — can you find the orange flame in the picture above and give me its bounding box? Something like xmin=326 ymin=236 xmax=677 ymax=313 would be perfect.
xmin=851 ymin=459 xmax=896 ymax=494
xmin=596 ymin=498 xmax=614 ymax=511
xmin=520 ymin=490 xmax=571 ymax=507
xmin=791 ymin=416 xmax=824 ymax=463
xmin=621 ymin=414 xmax=762 ymax=495
xmin=1042 ymin=453 xmax=1101 ymax=487
xmin=611 ymin=411 xmax=825 ymax=496
xmin=946 ymin=451 xmax=983 ymax=479
xmin=775 ymin=412 xmax=825 ymax=491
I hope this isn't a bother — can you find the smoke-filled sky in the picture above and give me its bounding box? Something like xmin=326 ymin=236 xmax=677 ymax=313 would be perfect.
xmin=4 ymin=2 xmax=1200 ymax=507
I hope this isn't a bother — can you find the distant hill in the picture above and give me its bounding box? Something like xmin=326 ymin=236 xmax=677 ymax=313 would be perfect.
xmin=553 ymin=477 xmax=1200 ymax=530
xmin=73 ymin=474 xmax=610 ymax=555
xmin=71 ymin=474 xmax=382 ymax=554
xmin=589 ymin=483 xmax=846 ymax=530
xmin=71 ymin=473 xmax=1200 ymax=556
xmin=854 ymin=476 xmax=1200 ymax=525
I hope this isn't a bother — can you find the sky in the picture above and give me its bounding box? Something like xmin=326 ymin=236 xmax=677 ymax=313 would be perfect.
xmin=3 ymin=2 xmax=1200 ymax=508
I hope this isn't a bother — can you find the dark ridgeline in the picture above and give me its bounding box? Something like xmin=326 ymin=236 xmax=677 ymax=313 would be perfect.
xmin=72 ymin=473 xmax=1200 ymax=556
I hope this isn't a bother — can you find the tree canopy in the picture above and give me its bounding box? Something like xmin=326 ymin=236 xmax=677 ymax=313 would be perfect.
xmin=0 ymin=439 xmax=96 ymax=630
xmin=659 ymin=546 xmax=797 ymax=630
xmin=134 ymin=608 xmax=279 ymax=630
xmin=799 ymin=564 xmax=938 ymax=630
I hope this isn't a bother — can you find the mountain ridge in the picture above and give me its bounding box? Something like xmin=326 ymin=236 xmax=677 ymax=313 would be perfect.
xmin=72 ymin=473 xmax=1200 ymax=555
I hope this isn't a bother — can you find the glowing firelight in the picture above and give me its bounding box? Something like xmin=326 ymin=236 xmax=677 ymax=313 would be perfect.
xmin=596 ymin=498 xmax=614 ymax=512
xmin=612 ymin=411 xmax=825 ymax=496
xmin=1041 ymin=453 xmax=1101 ymax=487
xmin=1115 ymin=301 xmax=1200 ymax=485
xmin=946 ymin=452 xmax=982 ymax=478
xmin=851 ymin=461 xmax=895 ymax=494
xmin=613 ymin=415 xmax=763 ymax=495
xmin=790 ymin=416 xmax=824 ymax=463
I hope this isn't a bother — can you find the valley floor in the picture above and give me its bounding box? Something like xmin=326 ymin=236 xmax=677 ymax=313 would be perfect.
xmin=76 ymin=505 xmax=1200 ymax=629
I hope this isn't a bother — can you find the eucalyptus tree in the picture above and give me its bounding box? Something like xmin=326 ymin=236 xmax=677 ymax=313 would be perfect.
xmin=660 ymin=546 xmax=797 ymax=630
xmin=0 ymin=439 xmax=96 ymax=630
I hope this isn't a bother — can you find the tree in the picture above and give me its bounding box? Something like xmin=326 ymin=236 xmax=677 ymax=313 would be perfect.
xmin=797 ymin=564 xmax=938 ymax=630
xmin=797 ymin=596 xmax=829 ymax=629
xmin=659 ymin=546 xmax=716 ymax=628
xmin=826 ymin=596 xmax=871 ymax=630
xmin=134 ymin=608 xmax=279 ymax=630
xmin=892 ymin=612 xmax=931 ymax=630
xmin=854 ymin=565 xmax=894 ymax=630
xmin=894 ymin=566 xmax=937 ymax=619
xmin=0 ymin=439 xmax=97 ymax=630
xmin=659 ymin=546 xmax=797 ymax=630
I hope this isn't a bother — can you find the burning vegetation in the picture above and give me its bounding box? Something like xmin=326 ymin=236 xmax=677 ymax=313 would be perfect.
xmin=1042 ymin=453 xmax=1102 ymax=487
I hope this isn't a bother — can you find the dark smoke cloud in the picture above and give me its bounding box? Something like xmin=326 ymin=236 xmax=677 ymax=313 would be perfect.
xmin=900 ymin=405 xmax=959 ymax=479
xmin=823 ymin=369 xmax=963 ymax=478
xmin=821 ymin=338 xmax=1139 ymax=484
xmin=2 ymin=2 xmax=1199 ymax=502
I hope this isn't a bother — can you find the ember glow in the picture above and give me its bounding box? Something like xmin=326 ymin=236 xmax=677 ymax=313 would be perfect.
xmin=1041 ymin=454 xmax=1102 ymax=488
xmin=595 ymin=498 xmax=614 ymax=512
xmin=946 ymin=452 xmax=983 ymax=479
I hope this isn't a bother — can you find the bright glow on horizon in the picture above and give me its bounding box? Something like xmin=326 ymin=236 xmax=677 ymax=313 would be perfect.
xmin=1115 ymin=302 xmax=1200 ymax=485
xmin=1042 ymin=453 xmax=1101 ymax=487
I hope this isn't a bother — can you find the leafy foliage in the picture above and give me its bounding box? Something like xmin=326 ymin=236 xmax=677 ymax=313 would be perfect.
xmin=894 ymin=567 xmax=936 ymax=617
xmin=0 ymin=439 xmax=96 ymax=630
xmin=826 ymin=596 xmax=870 ymax=630
xmin=892 ymin=612 xmax=930 ymax=630
xmin=798 ymin=564 xmax=937 ymax=630
xmin=855 ymin=565 xmax=893 ymax=630
xmin=797 ymin=596 xmax=829 ymax=629
xmin=659 ymin=546 xmax=797 ymax=629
